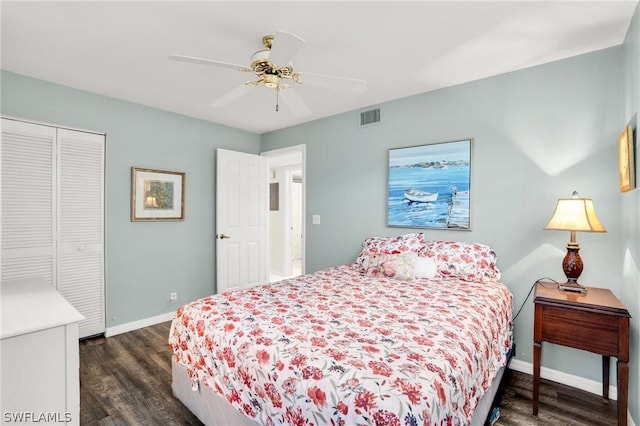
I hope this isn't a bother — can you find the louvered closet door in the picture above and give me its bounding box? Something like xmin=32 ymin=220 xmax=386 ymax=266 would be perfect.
xmin=57 ymin=128 xmax=105 ymax=338
xmin=1 ymin=119 xmax=57 ymax=285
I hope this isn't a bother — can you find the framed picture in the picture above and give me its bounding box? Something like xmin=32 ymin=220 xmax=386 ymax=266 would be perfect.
xmin=618 ymin=125 xmax=635 ymax=193
xmin=387 ymin=138 xmax=472 ymax=229
xmin=131 ymin=167 xmax=185 ymax=221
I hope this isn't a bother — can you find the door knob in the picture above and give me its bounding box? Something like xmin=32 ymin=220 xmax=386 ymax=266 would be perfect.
xmin=217 ymin=233 xmax=230 ymax=239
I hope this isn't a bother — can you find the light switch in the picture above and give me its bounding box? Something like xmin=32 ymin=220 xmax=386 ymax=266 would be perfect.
xmin=312 ymin=214 xmax=321 ymax=225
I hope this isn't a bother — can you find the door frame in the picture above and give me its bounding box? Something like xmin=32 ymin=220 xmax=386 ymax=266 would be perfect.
xmin=261 ymin=144 xmax=306 ymax=278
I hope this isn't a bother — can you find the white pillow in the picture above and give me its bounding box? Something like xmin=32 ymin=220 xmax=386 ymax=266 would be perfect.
xmin=413 ymin=256 xmax=437 ymax=279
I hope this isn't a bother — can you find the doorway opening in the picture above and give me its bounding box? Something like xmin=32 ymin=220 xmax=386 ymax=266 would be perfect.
xmin=262 ymin=145 xmax=305 ymax=282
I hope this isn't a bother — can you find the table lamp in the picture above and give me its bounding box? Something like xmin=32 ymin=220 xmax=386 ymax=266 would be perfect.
xmin=544 ymin=191 xmax=606 ymax=292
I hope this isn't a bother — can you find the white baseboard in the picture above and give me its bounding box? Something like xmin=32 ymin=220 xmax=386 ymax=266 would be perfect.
xmin=509 ymin=358 xmax=618 ymax=400
xmin=509 ymin=359 xmax=636 ymax=426
xmin=105 ymin=311 xmax=176 ymax=337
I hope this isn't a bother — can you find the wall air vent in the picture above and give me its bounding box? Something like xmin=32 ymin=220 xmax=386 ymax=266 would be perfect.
xmin=359 ymin=108 xmax=381 ymax=128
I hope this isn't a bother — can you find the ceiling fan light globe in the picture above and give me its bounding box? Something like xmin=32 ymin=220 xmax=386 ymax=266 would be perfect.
xmin=263 ymin=74 xmax=279 ymax=89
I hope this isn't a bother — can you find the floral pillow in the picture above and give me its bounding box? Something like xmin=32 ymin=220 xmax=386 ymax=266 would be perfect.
xmin=419 ymin=240 xmax=501 ymax=283
xmin=361 ymin=252 xmax=418 ymax=280
xmin=361 ymin=252 xmax=437 ymax=281
xmin=356 ymin=233 xmax=425 ymax=271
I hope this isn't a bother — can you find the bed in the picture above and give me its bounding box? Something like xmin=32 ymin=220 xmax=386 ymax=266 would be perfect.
xmin=169 ymin=236 xmax=513 ymax=425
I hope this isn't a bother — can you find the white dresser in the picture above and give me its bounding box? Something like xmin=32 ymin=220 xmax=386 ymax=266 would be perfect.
xmin=1 ymin=278 xmax=84 ymax=425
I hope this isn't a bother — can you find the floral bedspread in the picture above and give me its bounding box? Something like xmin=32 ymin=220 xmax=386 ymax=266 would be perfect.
xmin=169 ymin=263 xmax=513 ymax=426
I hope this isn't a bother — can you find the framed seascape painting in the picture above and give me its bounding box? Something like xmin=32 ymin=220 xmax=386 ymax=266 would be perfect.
xmin=387 ymin=139 xmax=472 ymax=229
xmin=131 ymin=167 xmax=185 ymax=221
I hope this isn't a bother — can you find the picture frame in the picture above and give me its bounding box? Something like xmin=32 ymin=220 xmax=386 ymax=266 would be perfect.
xmin=131 ymin=167 xmax=185 ymax=221
xmin=618 ymin=125 xmax=635 ymax=193
xmin=387 ymin=138 xmax=472 ymax=229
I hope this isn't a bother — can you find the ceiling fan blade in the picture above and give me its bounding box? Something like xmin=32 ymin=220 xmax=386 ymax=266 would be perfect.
xmin=278 ymin=89 xmax=311 ymax=117
xmin=169 ymin=55 xmax=248 ymax=71
xmin=269 ymin=30 xmax=305 ymax=66
xmin=296 ymin=72 xmax=367 ymax=94
xmin=210 ymin=84 xmax=252 ymax=107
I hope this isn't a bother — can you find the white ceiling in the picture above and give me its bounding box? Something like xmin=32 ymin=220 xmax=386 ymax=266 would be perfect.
xmin=1 ymin=1 xmax=638 ymax=134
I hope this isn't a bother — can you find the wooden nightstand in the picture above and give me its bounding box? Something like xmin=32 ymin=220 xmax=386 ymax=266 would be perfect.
xmin=533 ymin=282 xmax=631 ymax=426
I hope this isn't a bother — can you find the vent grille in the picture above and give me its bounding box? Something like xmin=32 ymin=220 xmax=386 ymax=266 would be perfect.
xmin=359 ymin=108 xmax=381 ymax=127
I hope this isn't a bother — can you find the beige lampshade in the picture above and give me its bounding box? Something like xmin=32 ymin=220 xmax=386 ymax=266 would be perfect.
xmin=544 ymin=194 xmax=606 ymax=232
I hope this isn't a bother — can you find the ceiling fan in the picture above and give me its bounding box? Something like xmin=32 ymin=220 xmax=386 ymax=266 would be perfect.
xmin=169 ymin=31 xmax=367 ymax=116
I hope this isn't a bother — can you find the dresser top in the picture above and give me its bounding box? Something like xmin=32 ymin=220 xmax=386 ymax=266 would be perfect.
xmin=1 ymin=277 xmax=85 ymax=339
xmin=534 ymin=282 xmax=630 ymax=317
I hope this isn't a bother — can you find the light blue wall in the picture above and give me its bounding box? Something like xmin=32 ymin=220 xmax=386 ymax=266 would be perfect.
xmin=0 ymin=70 xmax=261 ymax=327
xmin=622 ymin=4 xmax=640 ymax=425
xmin=262 ymin=46 xmax=634 ymax=394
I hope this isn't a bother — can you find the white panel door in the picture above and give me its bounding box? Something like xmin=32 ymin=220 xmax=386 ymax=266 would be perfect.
xmin=1 ymin=119 xmax=57 ymax=285
xmin=57 ymin=128 xmax=105 ymax=338
xmin=216 ymin=149 xmax=267 ymax=293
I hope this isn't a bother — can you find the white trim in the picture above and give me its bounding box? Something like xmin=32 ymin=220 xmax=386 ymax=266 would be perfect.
xmin=509 ymin=358 xmax=618 ymax=400
xmin=105 ymin=311 xmax=175 ymax=337
xmin=509 ymin=359 xmax=636 ymax=426
xmin=1 ymin=115 xmax=106 ymax=136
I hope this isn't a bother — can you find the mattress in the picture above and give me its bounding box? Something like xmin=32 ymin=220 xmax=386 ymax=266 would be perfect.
xmin=169 ymin=262 xmax=513 ymax=425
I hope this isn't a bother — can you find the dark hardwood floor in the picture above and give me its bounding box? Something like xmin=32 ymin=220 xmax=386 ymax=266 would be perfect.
xmin=494 ymin=369 xmax=617 ymax=425
xmin=80 ymin=321 xmax=201 ymax=425
xmin=80 ymin=322 xmax=619 ymax=425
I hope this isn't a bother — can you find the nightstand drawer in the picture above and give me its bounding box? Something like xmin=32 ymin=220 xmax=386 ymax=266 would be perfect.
xmin=541 ymin=305 xmax=619 ymax=355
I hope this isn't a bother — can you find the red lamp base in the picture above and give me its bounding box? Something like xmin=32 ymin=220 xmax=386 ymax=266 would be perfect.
xmin=562 ymin=246 xmax=583 ymax=282
xmin=560 ymin=245 xmax=586 ymax=293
